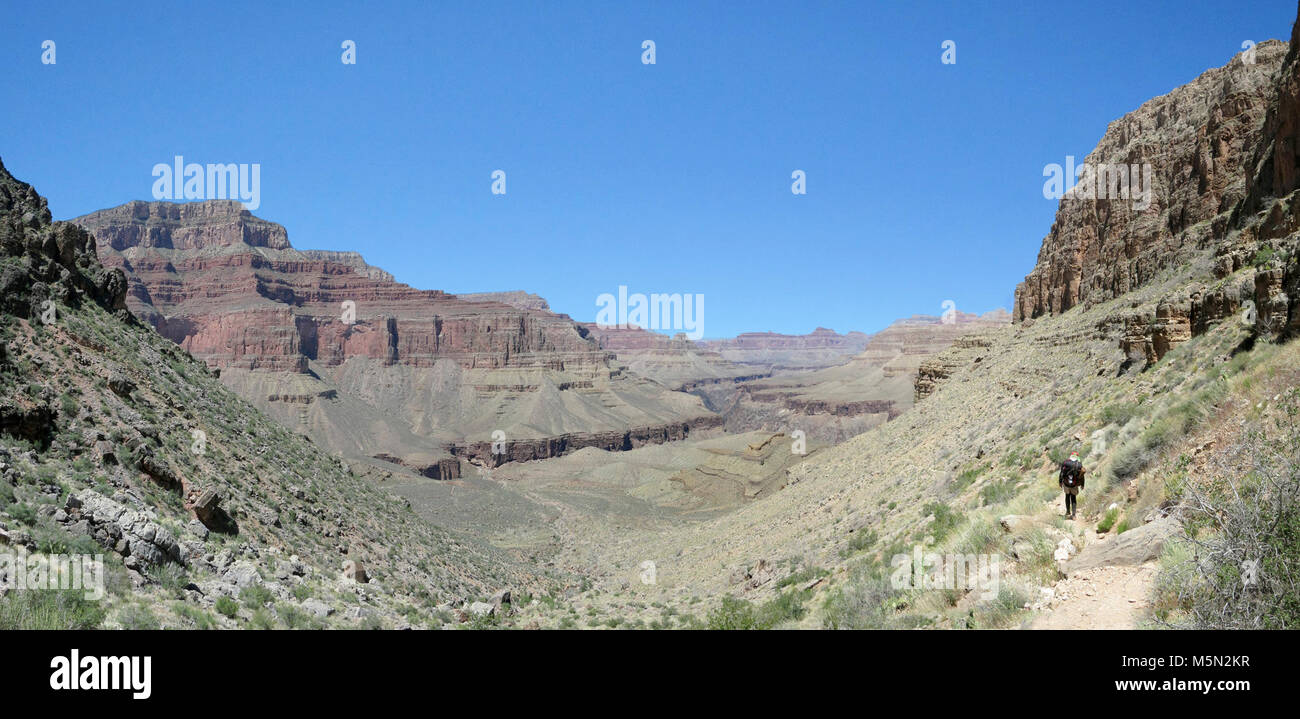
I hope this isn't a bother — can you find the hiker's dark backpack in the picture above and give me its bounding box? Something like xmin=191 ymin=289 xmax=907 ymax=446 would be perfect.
xmin=1060 ymin=458 xmax=1084 ymax=488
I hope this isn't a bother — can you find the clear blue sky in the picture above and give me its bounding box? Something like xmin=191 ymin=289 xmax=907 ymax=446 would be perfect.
xmin=3 ymin=1 xmax=1295 ymax=337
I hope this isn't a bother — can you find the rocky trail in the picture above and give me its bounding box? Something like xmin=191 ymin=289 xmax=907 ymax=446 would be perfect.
xmin=1024 ymin=496 xmax=1174 ymax=629
xmin=1029 ymin=563 xmax=1157 ymax=630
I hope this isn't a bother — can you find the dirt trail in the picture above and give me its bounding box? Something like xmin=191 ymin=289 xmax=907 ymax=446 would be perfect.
xmin=1030 ymin=562 xmax=1157 ymax=629
xmin=1026 ymin=495 xmax=1157 ymax=630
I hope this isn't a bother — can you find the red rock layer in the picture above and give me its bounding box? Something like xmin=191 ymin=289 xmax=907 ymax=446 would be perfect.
xmin=74 ymin=201 xmax=611 ymax=374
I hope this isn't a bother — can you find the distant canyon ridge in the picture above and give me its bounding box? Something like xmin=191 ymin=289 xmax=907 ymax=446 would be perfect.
xmin=70 ymin=200 xmax=1007 ymax=476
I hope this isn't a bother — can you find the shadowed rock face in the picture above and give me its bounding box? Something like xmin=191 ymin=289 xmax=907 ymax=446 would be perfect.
xmin=71 ymin=202 xmax=719 ymax=473
xmin=0 ymin=158 xmax=129 ymax=321
xmin=1014 ymin=41 xmax=1288 ymax=322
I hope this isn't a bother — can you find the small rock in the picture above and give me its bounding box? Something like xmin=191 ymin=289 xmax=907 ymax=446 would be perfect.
xmin=186 ymin=519 xmax=209 ymax=540
xmin=999 ymin=515 xmax=1030 ymax=533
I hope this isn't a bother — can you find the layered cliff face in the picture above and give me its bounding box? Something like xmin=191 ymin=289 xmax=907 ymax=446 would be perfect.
xmin=72 ymin=202 xmax=718 ymax=476
xmin=1014 ymin=40 xmax=1289 ymax=322
xmin=698 ymin=327 xmax=871 ymax=371
xmin=456 ymin=291 xmax=551 ymax=312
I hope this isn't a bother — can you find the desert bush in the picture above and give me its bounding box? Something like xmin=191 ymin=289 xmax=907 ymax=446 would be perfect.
xmin=214 ymin=595 xmax=239 ymax=618
xmin=1156 ymin=389 xmax=1300 ymax=628
xmin=706 ymin=596 xmax=758 ymax=630
xmin=0 ymin=589 xmax=106 ymax=630
xmin=968 ymin=584 xmax=1030 ymax=629
xmin=1097 ymin=507 xmax=1119 ymax=533
xmin=249 ymin=608 xmax=275 ymax=630
xmin=240 ymin=584 xmax=274 ymax=610
xmin=1110 ymin=441 xmax=1154 ymax=483
xmin=706 ymin=589 xmax=811 ymax=630
xmin=841 ymin=529 xmax=877 ymax=557
xmin=1100 ymin=402 xmax=1140 ymax=427
xmin=172 ymin=602 xmax=217 ymax=630
xmin=821 ymin=563 xmax=902 ymax=630
xmin=980 ymin=477 xmax=1018 ymax=506
xmin=116 ymin=603 xmax=159 ymax=630
xmin=923 ymin=502 xmax=963 ymax=542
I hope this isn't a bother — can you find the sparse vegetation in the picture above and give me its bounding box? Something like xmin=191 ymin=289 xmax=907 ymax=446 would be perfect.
xmin=1156 ymin=389 xmax=1300 ymax=628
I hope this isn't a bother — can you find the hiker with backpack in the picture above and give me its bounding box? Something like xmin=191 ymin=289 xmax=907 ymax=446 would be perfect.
xmin=1059 ymin=451 xmax=1086 ymax=519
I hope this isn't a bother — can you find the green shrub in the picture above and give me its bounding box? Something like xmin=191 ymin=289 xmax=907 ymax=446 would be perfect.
xmin=755 ymin=588 xmax=812 ymax=627
xmin=777 ymin=564 xmax=828 ymax=590
xmin=969 ymin=585 xmax=1030 ymax=629
xmin=1156 ymin=388 xmax=1300 ymax=628
xmin=980 ymin=478 xmax=1018 ymax=506
xmin=923 ymin=502 xmax=962 ymax=542
xmin=6 ymin=502 xmax=36 ymax=526
xmin=706 ymin=596 xmax=760 ymax=630
xmin=278 ymin=605 xmax=320 ymax=629
xmin=952 ymin=466 xmax=983 ymax=493
xmin=1110 ymin=441 xmax=1154 ymax=482
xmin=842 ymin=529 xmax=877 ymax=557
xmin=821 ymin=564 xmax=901 ymax=630
xmin=59 ymin=393 xmax=79 ymax=418
xmin=0 ymin=589 xmax=106 ymax=630
xmin=173 ymin=602 xmax=217 ymax=630
xmin=1097 ymin=507 xmax=1119 ymax=533
xmin=214 ymin=595 xmax=239 ymax=618
xmin=249 ymin=608 xmax=275 ymax=630
xmin=240 ymin=585 xmax=274 ymax=610
xmin=1100 ymin=402 xmax=1140 ymax=427
xmin=116 ymin=603 xmax=159 ymax=630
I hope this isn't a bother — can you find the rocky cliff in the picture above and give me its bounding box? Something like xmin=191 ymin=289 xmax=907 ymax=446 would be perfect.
xmin=72 ymin=202 xmax=719 ymax=475
xmin=1014 ymin=40 xmax=1289 ymax=322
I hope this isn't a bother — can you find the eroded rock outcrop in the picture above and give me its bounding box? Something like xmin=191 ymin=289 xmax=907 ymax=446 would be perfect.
xmin=1014 ymin=41 xmax=1288 ymax=322
xmin=60 ymin=491 xmax=186 ymax=567
xmin=0 ymin=157 xmax=129 ymax=322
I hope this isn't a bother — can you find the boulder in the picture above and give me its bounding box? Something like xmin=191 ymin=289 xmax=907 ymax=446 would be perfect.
xmin=107 ymin=372 xmax=136 ymax=397
xmin=490 ymin=589 xmax=512 ymax=614
xmin=1064 ymin=518 xmax=1179 ymax=575
xmin=223 ymin=561 xmax=262 ymax=589
xmin=190 ymin=489 xmax=222 ymax=528
xmin=1052 ymin=538 xmax=1076 ymax=563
